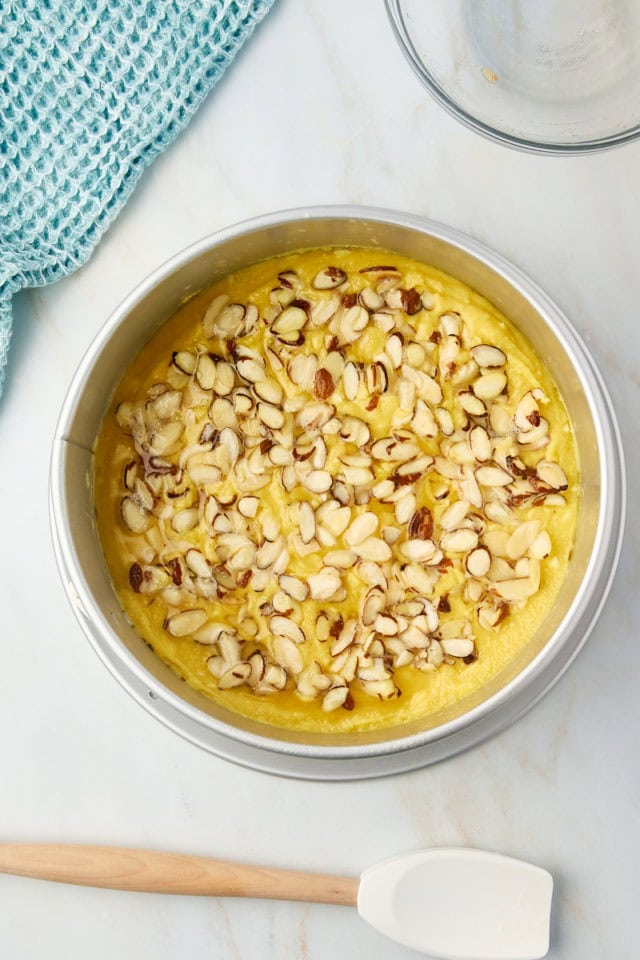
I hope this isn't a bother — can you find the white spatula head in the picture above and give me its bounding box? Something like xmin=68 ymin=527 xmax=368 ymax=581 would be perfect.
xmin=358 ymin=847 xmax=552 ymax=960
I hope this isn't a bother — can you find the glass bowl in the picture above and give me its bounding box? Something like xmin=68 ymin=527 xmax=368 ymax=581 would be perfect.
xmin=386 ymin=0 xmax=640 ymax=154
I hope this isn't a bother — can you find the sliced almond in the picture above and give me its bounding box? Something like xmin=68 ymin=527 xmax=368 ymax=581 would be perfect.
xmin=272 ymin=305 xmax=307 ymax=336
xmin=121 ymin=497 xmax=151 ymax=533
xmin=343 ymin=305 xmax=370 ymax=335
xmin=371 ymin=438 xmax=420 ymax=462
xmin=440 ymin=499 xmax=470 ymax=530
xmin=373 ymin=613 xmax=398 ymax=636
xmin=324 ymin=549 xmax=356 ymax=568
xmin=517 ymin=419 xmax=549 ymax=448
xmin=270 ymin=616 xmax=305 ymax=644
xmin=311 ymin=294 xmax=340 ymax=327
xmin=341 ymin=466 xmax=374 ymax=485
xmin=343 ymin=361 xmax=361 ymax=400
xmin=171 ymin=508 xmax=200 ymax=533
xmin=278 ymin=574 xmax=309 ymax=602
xmin=405 ymin=342 xmax=427 ymax=367
xmin=314 ymin=368 xmax=334 ymax=399
xmin=297 ymin=402 xmax=334 ymax=432
xmin=407 ymin=507 xmax=433 ymax=540
xmin=505 ymin=520 xmax=542 ymax=560
xmin=303 ymin=469 xmax=333 ymax=494
xmin=273 ymin=635 xmax=304 ymax=675
xmin=459 ymin=467 xmax=483 ymax=509
xmin=319 ymin=504 xmax=351 ymax=538
xmin=536 ymin=460 xmax=568 ymax=490
xmin=361 ymin=586 xmax=386 ymax=626
xmin=410 ymin=399 xmax=438 ymax=438
xmin=399 ymin=539 xmax=436 ymax=562
xmin=166 ymin=608 xmax=208 ymax=637
xmin=397 ymin=454 xmax=433 ymax=476
xmin=395 ymin=492 xmax=416 ymax=524
xmin=472 ymin=371 xmax=507 ymax=400
xmin=457 ymin=391 xmax=486 ymax=417
xmin=331 ymin=619 xmax=357 ymax=657
xmin=218 ymin=662 xmax=252 ymax=689
xmin=256 ymin=538 xmax=283 ymax=569
xmin=441 ymin=638 xmax=475 ymax=658
xmin=440 ymin=312 xmax=461 ymax=337
xmin=237 ymin=496 xmax=259 ymax=518
xmin=263 ymin=663 xmax=288 ymax=691
xmin=257 ymin=402 xmax=285 ymax=430
xmin=402 ymin=564 xmax=436 ymax=595
xmin=345 ymin=511 xmax=378 ymax=546
xmin=236 ymin=357 xmax=266 ymax=384
xmin=515 ymin=391 xmax=540 ymax=431
xmin=308 ymin=567 xmax=342 ymax=600
xmin=441 ymin=528 xmax=479 ymax=552
xmin=529 ymin=530 xmax=552 ymax=559
xmin=435 ymin=406 xmax=454 ymax=436
xmin=469 ymin=425 xmax=492 ymax=462
xmin=493 ymin=576 xmax=539 ymax=601
xmin=322 ymin=685 xmax=349 ymax=711
xmin=359 ymin=286 xmax=384 ymax=311
xmin=385 ymin=333 xmax=404 ymax=369
xmin=313 ymin=267 xmax=347 ymax=290
xmin=201 ymin=294 xmax=230 ymax=338
xmin=148 ymin=389 xmax=182 ymax=420
xmin=214 ymin=362 xmax=236 ymax=397
xmin=254 ymin=378 xmax=283 ymax=405
xmin=352 ymin=537 xmax=392 ymax=562
xmin=372 ymin=311 xmax=395 ymax=333
xmin=171 ymin=351 xmax=196 ymax=376
xmin=470 ymin=344 xmax=506 ymax=368
xmin=150 ymin=421 xmax=184 ymax=455
xmin=193 ymin=622 xmax=229 ymax=646
xmin=485 ymin=500 xmax=511 ymax=523
xmin=195 ymin=354 xmax=217 ymax=392
xmin=466 ymin=546 xmax=491 ymax=577
xmin=339 ymin=416 xmax=370 ymax=446
xmin=475 ymin=465 xmax=512 ymax=487
xmin=297 ymin=500 xmax=316 ymax=544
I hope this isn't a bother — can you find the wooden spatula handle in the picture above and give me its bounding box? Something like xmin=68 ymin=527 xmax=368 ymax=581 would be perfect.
xmin=0 ymin=844 xmax=359 ymax=906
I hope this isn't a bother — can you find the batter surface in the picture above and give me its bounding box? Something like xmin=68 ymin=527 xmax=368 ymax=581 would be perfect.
xmin=94 ymin=248 xmax=578 ymax=732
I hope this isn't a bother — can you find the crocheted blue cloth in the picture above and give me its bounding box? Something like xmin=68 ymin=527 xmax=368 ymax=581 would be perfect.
xmin=0 ymin=0 xmax=275 ymax=397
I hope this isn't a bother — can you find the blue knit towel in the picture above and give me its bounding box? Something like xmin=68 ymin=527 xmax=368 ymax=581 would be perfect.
xmin=0 ymin=0 xmax=276 ymax=397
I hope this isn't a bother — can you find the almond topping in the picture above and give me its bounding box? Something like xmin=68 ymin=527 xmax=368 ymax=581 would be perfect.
xmin=303 ymin=470 xmax=333 ymax=494
xmin=313 ymin=267 xmax=347 ymax=290
xmin=322 ymin=685 xmax=349 ymax=711
xmin=536 ymin=460 xmax=568 ymax=490
xmin=270 ymin=616 xmax=305 ymax=644
xmin=407 ymin=507 xmax=433 ymax=540
xmin=475 ymin=465 xmax=512 ymax=487
xmin=308 ymin=567 xmax=342 ymax=600
xmin=313 ymin=368 xmax=334 ymax=399
xmin=166 ymin=609 xmax=208 ymax=637
xmin=111 ymin=259 xmax=573 ymax=714
xmin=472 ymin=371 xmax=507 ymax=400
xmin=344 ymin=511 xmax=378 ymax=546
xmin=470 ymin=344 xmax=506 ymax=368
xmin=466 ymin=546 xmax=491 ymax=577
xmin=121 ymin=497 xmax=151 ymax=533
xmin=441 ymin=528 xmax=479 ymax=553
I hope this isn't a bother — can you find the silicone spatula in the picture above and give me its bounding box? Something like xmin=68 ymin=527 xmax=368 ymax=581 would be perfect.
xmin=0 ymin=843 xmax=552 ymax=959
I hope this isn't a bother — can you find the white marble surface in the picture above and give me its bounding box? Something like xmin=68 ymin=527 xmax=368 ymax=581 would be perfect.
xmin=1 ymin=1 xmax=638 ymax=957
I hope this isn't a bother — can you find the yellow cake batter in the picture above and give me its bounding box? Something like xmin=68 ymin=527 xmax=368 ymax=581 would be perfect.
xmin=93 ymin=248 xmax=578 ymax=733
